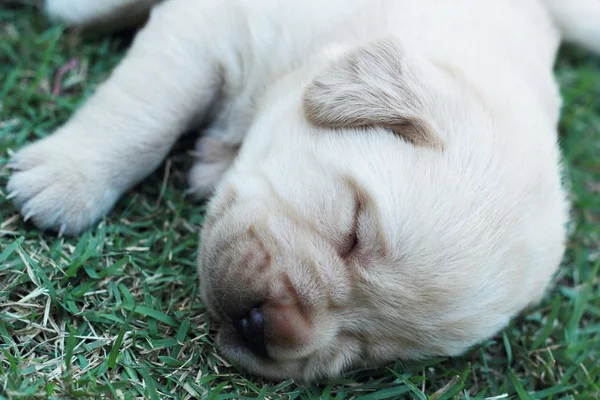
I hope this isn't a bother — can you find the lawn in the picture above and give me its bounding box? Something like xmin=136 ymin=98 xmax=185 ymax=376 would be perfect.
xmin=1 ymin=5 xmax=599 ymax=400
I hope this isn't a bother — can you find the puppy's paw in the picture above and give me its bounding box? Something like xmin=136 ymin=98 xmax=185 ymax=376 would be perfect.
xmin=6 ymin=137 xmax=120 ymax=236
xmin=188 ymin=136 xmax=238 ymax=199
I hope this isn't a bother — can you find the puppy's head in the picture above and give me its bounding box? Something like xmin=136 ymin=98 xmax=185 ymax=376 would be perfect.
xmin=198 ymin=39 xmax=567 ymax=381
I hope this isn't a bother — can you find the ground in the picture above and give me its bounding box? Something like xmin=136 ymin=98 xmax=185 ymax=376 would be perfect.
xmin=0 ymin=5 xmax=599 ymax=400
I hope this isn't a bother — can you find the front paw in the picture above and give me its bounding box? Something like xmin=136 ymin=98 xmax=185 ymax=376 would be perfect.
xmin=188 ymin=136 xmax=238 ymax=199
xmin=6 ymin=136 xmax=120 ymax=236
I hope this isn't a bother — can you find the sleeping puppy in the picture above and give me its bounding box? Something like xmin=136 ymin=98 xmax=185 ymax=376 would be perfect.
xmin=7 ymin=0 xmax=600 ymax=382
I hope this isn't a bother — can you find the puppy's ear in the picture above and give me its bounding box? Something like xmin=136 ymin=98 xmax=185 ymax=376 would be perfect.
xmin=303 ymin=39 xmax=444 ymax=149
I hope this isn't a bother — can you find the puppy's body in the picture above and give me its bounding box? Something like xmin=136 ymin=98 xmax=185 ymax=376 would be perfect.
xmin=7 ymin=0 xmax=600 ymax=381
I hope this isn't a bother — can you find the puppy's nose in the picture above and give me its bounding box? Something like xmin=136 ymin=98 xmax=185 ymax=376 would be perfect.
xmin=235 ymin=307 xmax=268 ymax=357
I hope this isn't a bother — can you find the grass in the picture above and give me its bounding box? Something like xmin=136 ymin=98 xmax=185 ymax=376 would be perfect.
xmin=0 ymin=5 xmax=599 ymax=400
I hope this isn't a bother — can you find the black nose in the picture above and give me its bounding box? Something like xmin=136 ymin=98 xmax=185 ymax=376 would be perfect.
xmin=234 ymin=308 xmax=268 ymax=358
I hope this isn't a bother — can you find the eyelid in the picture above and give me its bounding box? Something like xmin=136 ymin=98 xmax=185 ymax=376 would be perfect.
xmin=339 ymin=195 xmax=361 ymax=260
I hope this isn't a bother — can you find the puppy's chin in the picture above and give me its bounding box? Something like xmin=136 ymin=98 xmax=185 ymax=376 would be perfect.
xmin=216 ymin=322 xmax=376 ymax=382
xmin=216 ymin=327 xmax=309 ymax=381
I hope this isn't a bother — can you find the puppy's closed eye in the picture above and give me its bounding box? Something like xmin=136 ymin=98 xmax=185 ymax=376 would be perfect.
xmin=337 ymin=180 xmax=376 ymax=262
xmin=338 ymin=202 xmax=360 ymax=260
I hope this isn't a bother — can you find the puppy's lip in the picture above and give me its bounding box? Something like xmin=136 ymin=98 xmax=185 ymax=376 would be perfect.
xmin=217 ymin=327 xmax=308 ymax=380
xmin=217 ymin=325 xmax=273 ymax=365
xmin=216 ymin=319 xmax=318 ymax=364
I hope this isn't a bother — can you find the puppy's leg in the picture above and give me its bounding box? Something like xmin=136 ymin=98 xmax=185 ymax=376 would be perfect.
xmin=45 ymin=0 xmax=159 ymax=29
xmin=545 ymin=0 xmax=600 ymax=54
xmin=7 ymin=0 xmax=227 ymax=235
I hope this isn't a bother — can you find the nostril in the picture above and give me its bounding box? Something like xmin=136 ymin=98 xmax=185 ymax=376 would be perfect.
xmin=235 ymin=307 xmax=268 ymax=358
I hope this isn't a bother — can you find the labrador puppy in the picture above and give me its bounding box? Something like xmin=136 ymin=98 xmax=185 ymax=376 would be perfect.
xmin=7 ymin=0 xmax=600 ymax=382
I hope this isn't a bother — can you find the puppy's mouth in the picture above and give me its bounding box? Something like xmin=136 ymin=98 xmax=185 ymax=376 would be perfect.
xmin=216 ymin=323 xmax=310 ymax=380
xmin=217 ymin=322 xmax=271 ymax=361
xmin=212 ymin=296 xmax=320 ymax=357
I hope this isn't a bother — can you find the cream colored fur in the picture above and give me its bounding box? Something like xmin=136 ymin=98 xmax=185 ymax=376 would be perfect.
xmin=7 ymin=0 xmax=600 ymax=382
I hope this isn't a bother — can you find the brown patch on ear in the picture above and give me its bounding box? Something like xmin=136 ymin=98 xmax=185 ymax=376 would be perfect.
xmin=303 ymin=38 xmax=445 ymax=150
xmin=386 ymin=118 xmax=444 ymax=149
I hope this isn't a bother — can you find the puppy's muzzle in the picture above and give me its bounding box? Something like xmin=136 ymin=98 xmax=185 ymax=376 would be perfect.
xmin=201 ymin=212 xmax=328 ymax=363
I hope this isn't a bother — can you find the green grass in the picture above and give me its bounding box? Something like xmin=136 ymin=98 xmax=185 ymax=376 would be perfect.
xmin=1 ymin=5 xmax=599 ymax=400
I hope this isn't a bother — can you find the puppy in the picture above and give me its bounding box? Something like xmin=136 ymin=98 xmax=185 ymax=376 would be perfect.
xmin=7 ymin=0 xmax=600 ymax=382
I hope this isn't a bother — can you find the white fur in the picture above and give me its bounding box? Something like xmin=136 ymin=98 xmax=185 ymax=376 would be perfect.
xmin=7 ymin=0 xmax=600 ymax=381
